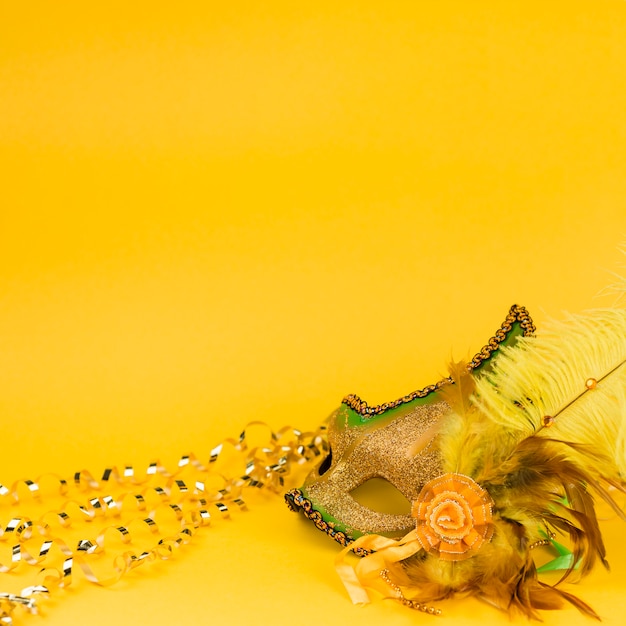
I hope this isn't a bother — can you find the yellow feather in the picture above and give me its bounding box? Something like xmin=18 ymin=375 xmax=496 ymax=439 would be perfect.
xmin=473 ymin=306 xmax=626 ymax=481
xmin=438 ymin=360 xmax=480 ymax=474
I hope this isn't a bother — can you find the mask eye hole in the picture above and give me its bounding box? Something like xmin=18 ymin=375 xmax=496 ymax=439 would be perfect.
xmin=350 ymin=478 xmax=411 ymax=515
xmin=317 ymin=446 xmax=333 ymax=476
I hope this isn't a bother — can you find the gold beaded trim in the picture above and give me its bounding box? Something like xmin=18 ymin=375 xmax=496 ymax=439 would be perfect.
xmin=529 ymin=531 xmax=556 ymax=551
xmin=342 ymin=304 xmax=535 ymax=417
xmin=284 ymin=488 xmax=371 ymax=555
xmin=380 ymin=569 xmax=442 ymax=616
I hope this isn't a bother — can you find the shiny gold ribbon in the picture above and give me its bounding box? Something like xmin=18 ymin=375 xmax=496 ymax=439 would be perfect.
xmin=0 ymin=422 xmax=327 ymax=624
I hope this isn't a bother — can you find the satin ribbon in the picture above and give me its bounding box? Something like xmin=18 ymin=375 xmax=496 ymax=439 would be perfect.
xmin=335 ymin=530 xmax=423 ymax=604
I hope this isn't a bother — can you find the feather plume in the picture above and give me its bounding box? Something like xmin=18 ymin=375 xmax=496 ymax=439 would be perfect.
xmin=439 ymin=360 xmax=479 ymax=474
xmin=338 ymin=281 xmax=626 ymax=620
xmin=474 ymin=309 xmax=626 ymax=479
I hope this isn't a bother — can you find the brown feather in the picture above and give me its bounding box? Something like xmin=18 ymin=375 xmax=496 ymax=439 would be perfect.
xmin=398 ymin=433 xmax=621 ymax=619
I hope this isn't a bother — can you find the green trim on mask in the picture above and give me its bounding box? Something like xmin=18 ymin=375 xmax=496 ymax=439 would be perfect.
xmin=342 ymin=317 xmax=528 ymax=430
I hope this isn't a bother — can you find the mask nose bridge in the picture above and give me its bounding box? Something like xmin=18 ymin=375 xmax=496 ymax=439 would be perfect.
xmin=298 ymin=400 xmax=449 ymax=538
xmin=356 ymin=403 xmax=446 ymax=501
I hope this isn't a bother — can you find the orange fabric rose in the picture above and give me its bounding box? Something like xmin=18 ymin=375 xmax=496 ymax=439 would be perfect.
xmin=412 ymin=473 xmax=494 ymax=561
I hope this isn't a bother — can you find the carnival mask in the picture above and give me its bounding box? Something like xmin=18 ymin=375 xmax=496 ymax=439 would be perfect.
xmin=286 ymin=304 xmax=535 ymax=544
xmin=287 ymin=298 xmax=626 ymax=619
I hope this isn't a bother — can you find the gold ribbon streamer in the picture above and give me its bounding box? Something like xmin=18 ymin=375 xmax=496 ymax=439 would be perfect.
xmin=0 ymin=422 xmax=327 ymax=624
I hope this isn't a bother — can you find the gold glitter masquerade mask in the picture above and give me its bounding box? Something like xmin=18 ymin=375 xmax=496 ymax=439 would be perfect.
xmin=285 ymin=305 xmax=535 ymax=544
xmin=311 ymin=298 xmax=626 ymax=620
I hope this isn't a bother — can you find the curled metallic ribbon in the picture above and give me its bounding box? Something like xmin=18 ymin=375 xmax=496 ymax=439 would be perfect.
xmin=0 ymin=422 xmax=327 ymax=624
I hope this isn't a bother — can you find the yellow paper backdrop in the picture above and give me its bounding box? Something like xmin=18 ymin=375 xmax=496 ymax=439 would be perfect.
xmin=2 ymin=1 xmax=626 ymax=624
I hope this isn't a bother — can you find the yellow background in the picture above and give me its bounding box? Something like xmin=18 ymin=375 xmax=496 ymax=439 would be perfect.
xmin=2 ymin=1 xmax=626 ymax=624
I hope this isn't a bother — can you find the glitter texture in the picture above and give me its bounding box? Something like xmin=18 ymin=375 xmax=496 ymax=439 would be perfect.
xmin=302 ymin=401 xmax=448 ymax=535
